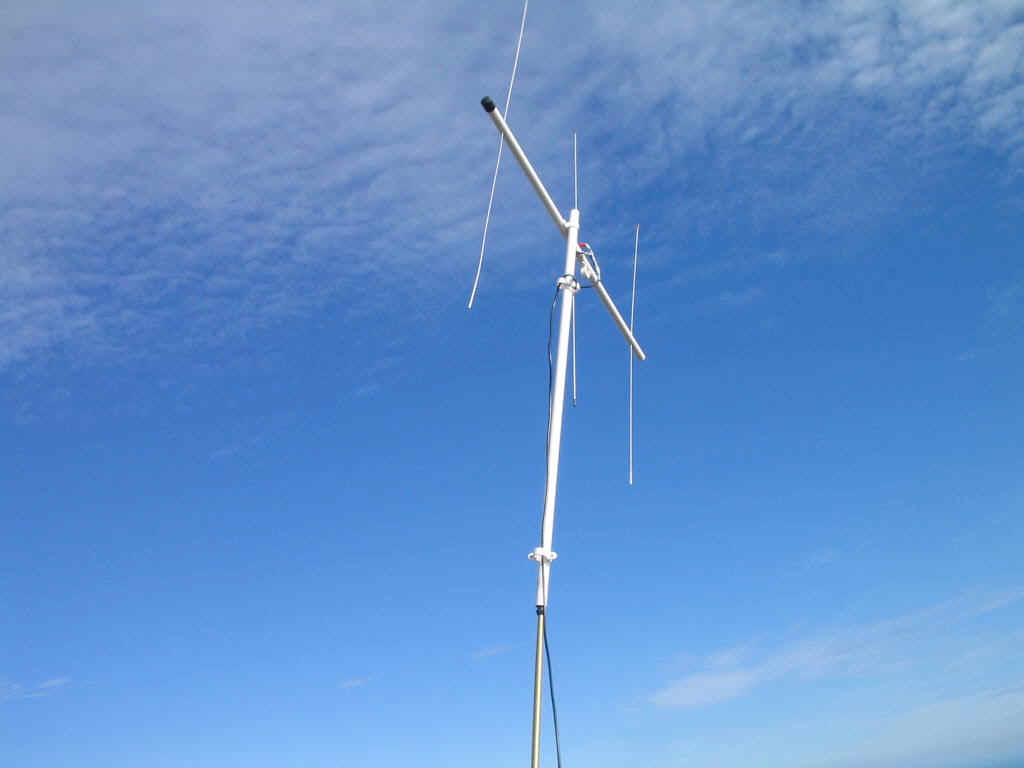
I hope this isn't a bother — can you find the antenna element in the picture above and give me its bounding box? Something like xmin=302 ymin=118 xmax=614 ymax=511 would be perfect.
xmin=468 ymin=0 xmax=530 ymax=308
xmin=628 ymin=224 xmax=639 ymax=484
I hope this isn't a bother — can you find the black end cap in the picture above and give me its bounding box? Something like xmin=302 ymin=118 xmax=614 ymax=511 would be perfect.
xmin=481 ymin=96 xmax=496 ymax=113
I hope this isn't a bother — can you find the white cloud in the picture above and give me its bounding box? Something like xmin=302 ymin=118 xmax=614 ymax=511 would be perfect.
xmin=652 ymin=588 xmax=1024 ymax=709
xmin=36 ymin=677 xmax=71 ymax=689
xmin=472 ymin=644 xmax=513 ymax=659
xmin=811 ymin=687 xmax=1024 ymax=768
xmin=2 ymin=0 xmax=1021 ymax=369
xmin=652 ymin=667 xmax=761 ymax=708
xmin=1 ymin=676 xmax=72 ymax=701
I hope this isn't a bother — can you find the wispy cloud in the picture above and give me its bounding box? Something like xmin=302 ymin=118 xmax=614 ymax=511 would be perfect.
xmin=988 ymin=275 xmax=1024 ymax=326
xmin=340 ymin=677 xmax=370 ymax=689
xmin=472 ymin=644 xmax=513 ymax=659
xmin=36 ymin=676 xmax=71 ymax=689
xmin=666 ymin=250 xmax=790 ymax=287
xmin=813 ymin=686 xmax=1024 ymax=768
xmin=1 ymin=676 xmax=72 ymax=702
xmin=714 ymin=287 xmax=765 ymax=309
xmin=2 ymin=1 xmax=1021 ymax=370
xmin=652 ymin=588 xmax=1024 ymax=709
xmin=801 ymin=548 xmax=839 ymax=569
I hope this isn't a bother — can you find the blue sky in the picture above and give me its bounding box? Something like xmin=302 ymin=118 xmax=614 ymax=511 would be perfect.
xmin=2 ymin=1 xmax=1023 ymax=766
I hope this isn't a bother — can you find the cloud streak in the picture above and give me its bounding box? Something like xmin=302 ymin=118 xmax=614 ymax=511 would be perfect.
xmin=472 ymin=644 xmax=513 ymax=659
xmin=1 ymin=676 xmax=72 ymax=702
xmin=341 ymin=677 xmax=371 ymax=689
xmin=652 ymin=588 xmax=1024 ymax=709
xmin=2 ymin=1 xmax=1021 ymax=370
xmin=813 ymin=686 xmax=1024 ymax=768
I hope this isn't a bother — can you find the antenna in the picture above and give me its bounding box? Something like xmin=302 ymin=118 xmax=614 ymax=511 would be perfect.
xmin=467 ymin=0 xmax=530 ymax=309
xmin=570 ymin=132 xmax=578 ymax=407
xmin=628 ymin=224 xmax=639 ymax=485
xmin=573 ymin=132 xmax=578 ymax=211
xmin=571 ymin=281 xmax=577 ymax=407
xmin=477 ymin=94 xmax=647 ymax=768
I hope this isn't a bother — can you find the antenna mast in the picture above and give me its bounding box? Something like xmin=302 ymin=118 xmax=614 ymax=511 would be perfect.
xmin=478 ymin=96 xmax=646 ymax=768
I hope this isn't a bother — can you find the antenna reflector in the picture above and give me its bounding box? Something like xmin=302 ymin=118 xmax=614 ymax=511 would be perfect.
xmin=628 ymin=224 xmax=639 ymax=485
xmin=467 ymin=0 xmax=530 ymax=309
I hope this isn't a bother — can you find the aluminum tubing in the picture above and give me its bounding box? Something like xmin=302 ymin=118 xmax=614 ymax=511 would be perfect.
xmin=484 ymin=102 xmax=569 ymax=237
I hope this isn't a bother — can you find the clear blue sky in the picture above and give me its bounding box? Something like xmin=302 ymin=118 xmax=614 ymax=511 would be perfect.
xmin=3 ymin=2 xmax=1023 ymax=767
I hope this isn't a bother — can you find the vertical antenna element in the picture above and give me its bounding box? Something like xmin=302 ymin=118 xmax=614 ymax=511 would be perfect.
xmin=573 ymin=132 xmax=578 ymax=211
xmin=571 ymin=292 xmax=577 ymax=406
xmin=468 ymin=0 xmax=530 ymax=309
xmin=628 ymin=225 xmax=639 ymax=485
xmin=570 ymin=131 xmax=578 ymax=407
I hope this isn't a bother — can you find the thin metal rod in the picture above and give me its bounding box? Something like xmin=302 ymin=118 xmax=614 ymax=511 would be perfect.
xmin=571 ymin=292 xmax=577 ymax=407
xmin=482 ymin=99 xmax=568 ymax=237
xmin=573 ymin=132 xmax=578 ymax=211
xmin=628 ymin=225 xmax=639 ymax=484
xmin=530 ymin=610 xmax=545 ymax=768
xmin=468 ymin=0 xmax=530 ymax=309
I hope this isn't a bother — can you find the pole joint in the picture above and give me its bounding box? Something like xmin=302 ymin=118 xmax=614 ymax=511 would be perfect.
xmin=528 ymin=547 xmax=558 ymax=564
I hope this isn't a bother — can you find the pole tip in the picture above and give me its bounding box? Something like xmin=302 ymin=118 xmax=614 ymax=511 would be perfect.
xmin=481 ymin=96 xmax=496 ymax=113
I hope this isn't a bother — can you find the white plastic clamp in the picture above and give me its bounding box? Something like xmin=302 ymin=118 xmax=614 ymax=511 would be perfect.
xmin=528 ymin=547 xmax=558 ymax=563
xmin=575 ymin=243 xmax=601 ymax=282
xmin=556 ymin=275 xmax=580 ymax=293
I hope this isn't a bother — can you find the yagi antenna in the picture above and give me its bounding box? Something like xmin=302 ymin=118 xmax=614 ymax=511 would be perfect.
xmin=477 ymin=92 xmax=646 ymax=768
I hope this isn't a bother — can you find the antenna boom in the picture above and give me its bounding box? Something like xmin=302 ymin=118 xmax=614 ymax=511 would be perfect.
xmin=482 ymin=98 xmax=568 ymax=236
xmin=576 ymin=258 xmax=646 ymax=361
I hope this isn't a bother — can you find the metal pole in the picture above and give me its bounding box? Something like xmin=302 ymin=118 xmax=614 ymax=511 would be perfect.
xmin=534 ymin=208 xmax=580 ymax=606
xmin=530 ymin=609 xmax=545 ymax=768
xmin=529 ymin=209 xmax=579 ymax=768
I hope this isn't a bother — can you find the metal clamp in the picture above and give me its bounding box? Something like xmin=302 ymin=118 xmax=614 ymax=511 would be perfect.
xmin=528 ymin=547 xmax=558 ymax=563
xmin=556 ymin=275 xmax=580 ymax=293
xmin=576 ymin=242 xmax=601 ymax=282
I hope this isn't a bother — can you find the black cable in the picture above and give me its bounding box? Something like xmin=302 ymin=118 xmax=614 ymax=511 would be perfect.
xmin=543 ymin=611 xmax=564 ymax=768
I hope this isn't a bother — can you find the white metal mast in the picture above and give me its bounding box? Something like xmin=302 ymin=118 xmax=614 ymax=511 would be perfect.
xmin=479 ymin=96 xmax=646 ymax=768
